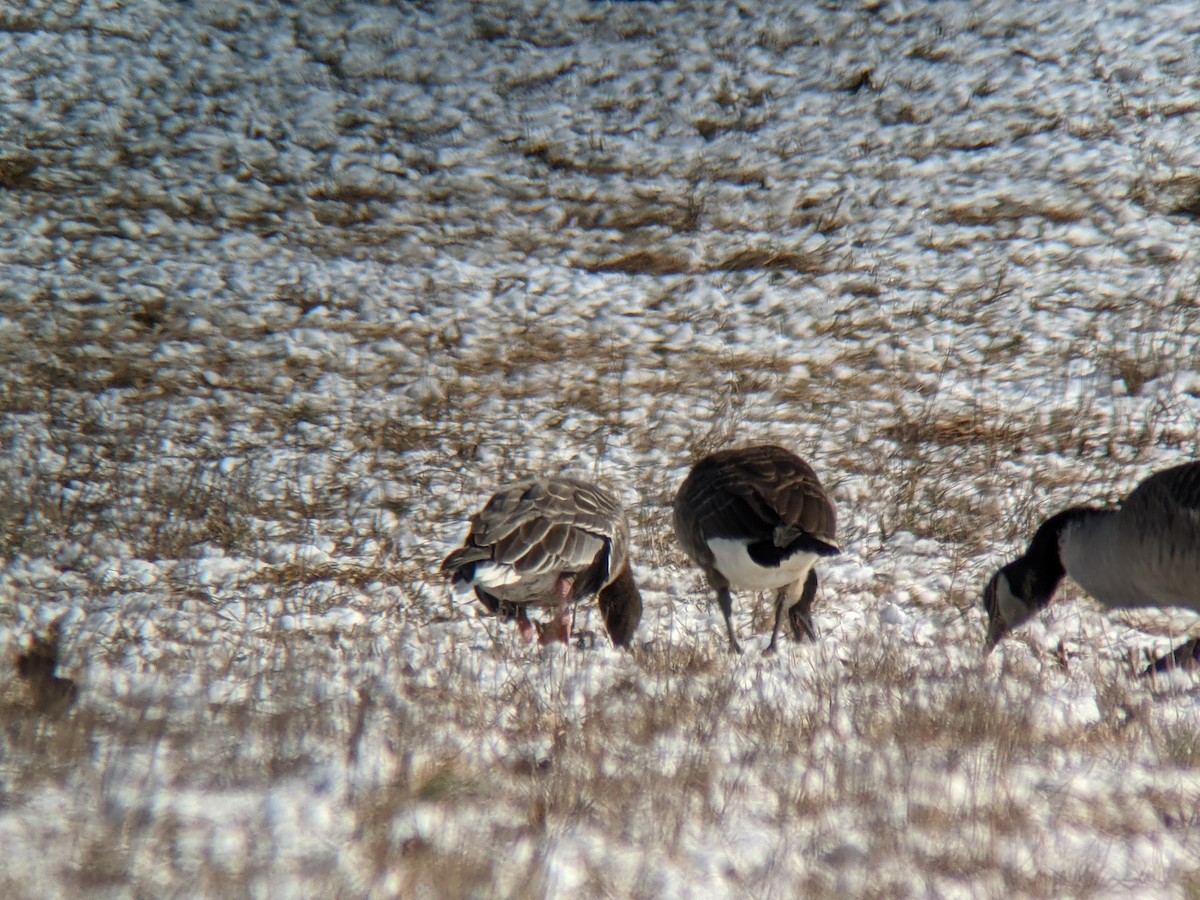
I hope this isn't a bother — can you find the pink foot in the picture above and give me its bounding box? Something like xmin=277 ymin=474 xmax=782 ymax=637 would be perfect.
xmin=516 ymin=609 xmax=538 ymax=644
xmin=537 ymin=605 xmax=573 ymax=646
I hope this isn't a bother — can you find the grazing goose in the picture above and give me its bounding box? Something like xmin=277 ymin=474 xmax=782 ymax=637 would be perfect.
xmin=982 ymin=461 xmax=1200 ymax=670
xmin=441 ymin=476 xmax=642 ymax=648
xmin=673 ymin=445 xmax=840 ymax=654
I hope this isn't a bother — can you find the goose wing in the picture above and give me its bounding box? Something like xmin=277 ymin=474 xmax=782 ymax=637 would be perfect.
xmin=1116 ymin=462 xmax=1200 ymax=609
xmin=443 ymin=477 xmax=627 ymax=587
xmin=676 ymin=445 xmax=837 ymax=551
xmin=1126 ymin=461 xmax=1200 ymax=513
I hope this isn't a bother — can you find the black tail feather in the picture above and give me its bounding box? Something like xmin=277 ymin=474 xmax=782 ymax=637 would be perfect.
xmin=748 ymin=534 xmax=839 ymax=568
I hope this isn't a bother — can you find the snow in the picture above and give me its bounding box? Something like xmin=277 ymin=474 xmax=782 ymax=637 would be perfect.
xmin=2 ymin=0 xmax=1200 ymax=896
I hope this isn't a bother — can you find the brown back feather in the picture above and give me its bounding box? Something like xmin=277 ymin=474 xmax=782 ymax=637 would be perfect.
xmin=674 ymin=444 xmax=837 ymax=569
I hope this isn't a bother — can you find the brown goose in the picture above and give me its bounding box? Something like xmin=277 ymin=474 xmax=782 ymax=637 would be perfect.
xmin=673 ymin=445 xmax=840 ymax=654
xmin=983 ymin=461 xmax=1200 ymax=672
xmin=441 ymin=476 xmax=642 ymax=648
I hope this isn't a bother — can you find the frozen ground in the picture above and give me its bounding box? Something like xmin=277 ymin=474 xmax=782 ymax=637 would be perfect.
xmin=2 ymin=0 xmax=1200 ymax=895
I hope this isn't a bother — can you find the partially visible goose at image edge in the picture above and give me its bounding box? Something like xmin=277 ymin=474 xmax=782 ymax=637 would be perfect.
xmin=441 ymin=475 xmax=642 ymax=648
xmin=673 ymin=444 xmax=840 ymax=655
xmin=982 ymin=461 xmax=1200 ymax=673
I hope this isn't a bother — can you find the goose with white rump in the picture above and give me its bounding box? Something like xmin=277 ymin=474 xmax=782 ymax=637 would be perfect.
xmin=673 ymin=444 xmax=840 ymax=654
xmin=441 ymin=475 xmax=642 ymax=648
xmin=982 ymin=461 xmax=1200 ymax=671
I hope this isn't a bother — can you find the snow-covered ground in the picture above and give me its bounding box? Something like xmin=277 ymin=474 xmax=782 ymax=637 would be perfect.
xmin=3 ymin=0 xmax=1200 ymax=895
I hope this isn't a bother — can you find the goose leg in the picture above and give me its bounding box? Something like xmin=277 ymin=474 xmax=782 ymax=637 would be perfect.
xmin=537 ymin=603 xmax=574 ymax=646
xmin=716 ymin=586 xmax=743 ymax=654
xmin=766 ymin=570 xmax=819 ymax=655
xmin=765 ymin=588 xmax=788 ymax=655
xmin=1142 ymin=637 xmax=1200 ymax=676
xmin=515 ymin=607 xmax=538 ymax=644
xmin=788 ymin=569 xmax=819 ymax=643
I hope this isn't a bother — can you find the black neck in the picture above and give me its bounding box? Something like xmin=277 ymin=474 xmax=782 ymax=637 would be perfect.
xmin=1010 ymin=506 xmax=1107 ymax=610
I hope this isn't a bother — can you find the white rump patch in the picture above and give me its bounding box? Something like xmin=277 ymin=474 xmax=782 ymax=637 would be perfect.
xmin=468 ymin=561 xmax=523 ymax=590
xmin=448 ymin=578 xmax=477 ymax=599
xmin=706 ymin=538 xmax=818 ymax=590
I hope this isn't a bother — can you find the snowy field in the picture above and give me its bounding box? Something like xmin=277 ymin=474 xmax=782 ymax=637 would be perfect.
xmin=3 ymin=0 xmax=1200 ymax=895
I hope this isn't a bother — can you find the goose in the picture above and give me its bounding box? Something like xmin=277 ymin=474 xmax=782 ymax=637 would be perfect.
xmin=673 ymin=444 xmax=840 ymax=654
xmin=441 ymin=475 xmax=642 ymax=648
xmin=982 ymin=461 xmax=1200 ymax=670
xmin=15 ymin=618 xmax=77 ymax=713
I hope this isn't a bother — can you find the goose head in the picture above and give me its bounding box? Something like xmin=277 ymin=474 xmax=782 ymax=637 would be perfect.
xmin=983 ymin=567 xmax=1033 ymax=652
xmin=982 ymin=554 xmax=1063 ymax=652
xmin=982 ymin=508 xmax=1100 ymax=652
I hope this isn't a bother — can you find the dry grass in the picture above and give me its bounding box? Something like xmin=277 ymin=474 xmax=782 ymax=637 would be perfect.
xmin=3 ymin=332 xmax=1199 ymax=893
xmin=584 ymin=244 xmax=829 ymax=276
xmin=5 ymin=1 xmax=1200 ymax=896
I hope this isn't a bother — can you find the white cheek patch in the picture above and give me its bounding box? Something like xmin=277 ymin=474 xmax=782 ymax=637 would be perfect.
xmin=707 ymin=538 xmax=819 ymax=590
xmin=995 ymin=573 xmax=1030 ymax=627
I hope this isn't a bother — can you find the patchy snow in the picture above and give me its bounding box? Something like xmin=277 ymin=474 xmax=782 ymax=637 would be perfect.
xmin=2 ymin=0 xmax=1200 ymax=895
